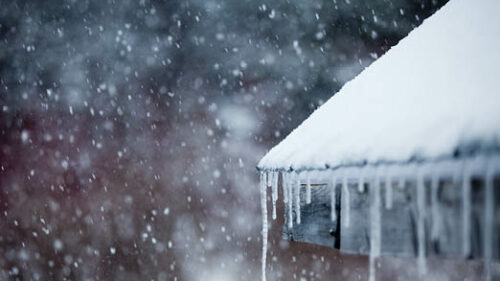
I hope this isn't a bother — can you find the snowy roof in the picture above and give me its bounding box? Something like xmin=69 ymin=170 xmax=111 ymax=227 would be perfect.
xmin=258 ymin=0 xmax=500 ymax=171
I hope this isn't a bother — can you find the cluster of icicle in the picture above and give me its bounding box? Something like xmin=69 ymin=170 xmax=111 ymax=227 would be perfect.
xmin=259 ymin=156 xmax=499 ymax=281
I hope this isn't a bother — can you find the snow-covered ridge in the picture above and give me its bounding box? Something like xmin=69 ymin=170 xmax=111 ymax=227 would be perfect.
xmin=258 ymin=0 xmax=500 ymax=171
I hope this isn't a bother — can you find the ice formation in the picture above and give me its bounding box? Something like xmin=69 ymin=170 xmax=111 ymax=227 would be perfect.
xmin=430 ymin=172 xmax=440 ymax=241
xmin=416 ymin=167 xmax=427 ymax=274
xmin=385 ymin=175 xmax=393 ymax=210
xmin=283 ymin=172 xmax=289 ymax=204
xmin=287 ymin=173 xmax=293 ymax=229
xmin=330 ymin=176 xmax=337 ymax=221
xmin=294 ymin=173 xmax=301 ymax=225
xmin=398 ymin=175 xmax=405 ymax=190
xmin=259 ymin=172 xmax=268 ymax=281
xmin=358 ymin=172 xmax=365 ymax=192
xmin=271 ymin=171 xmax=278 ymax=220
xmin=343 ymin=176 xmax=350 ymax=228
xmin=369 ymin=172 xmax=381 ymax=281
xmin=484 ymin=160 xmax=494 ymax=281
xmin=462 ymin=162 xmax=471 ymax=258
xmin=306 ymin=172 xmax=312 ymax=204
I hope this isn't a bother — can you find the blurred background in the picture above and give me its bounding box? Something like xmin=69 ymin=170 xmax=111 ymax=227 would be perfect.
xmin=0 ymin=0 xmax=448 ymax=280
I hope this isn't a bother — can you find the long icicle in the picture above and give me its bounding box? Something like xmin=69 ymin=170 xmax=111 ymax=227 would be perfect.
xmin=287 ymin=173 xmax=293 ymax=229
xmin=358 ymin=167 xmax=365 ymax=192
xmin=369 ymin=171 xmax=381 ymax=281
xmin=295 ymin=172 xmax=301 ymax=224
xmin=430 ymin=171 xmax=440 ymax=241
xmin=306 ymin=172 xmax=312 ymax=204
xmin=398 ymin=166 xmax=405 ymax=190
xmin=417 ymin=167 xmax=427 ymax=274
xmin=462 ymin=161 xmax=471 ymax=258
xmin=259 ymin=172 xmax=268 ymax=281
xmin=358 ymin=175 xmax=365 ymax=192
xmin=343 ymin=175 xmax=350 ymax=228
xmin=385 ymin=175 xmax=393 ymax=210
xmin=271 ymin=172 xmax=278 ymax=220
xmin=283 ymin=172 xmax=289 ymax=204
xmin=444 ymin=167 xmax=461 ymax=246
xmin=331 ymin=175 xmax=337 ymax=221
xmin=484 ymin=160 xmax=494 ymax=281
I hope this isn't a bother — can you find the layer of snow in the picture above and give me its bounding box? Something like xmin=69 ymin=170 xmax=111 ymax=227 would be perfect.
xmin=258 ymin=0 xmax=500 ymax=171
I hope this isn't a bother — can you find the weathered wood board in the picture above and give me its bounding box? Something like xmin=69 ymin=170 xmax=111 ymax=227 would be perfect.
xmin=339 ymin=183 xmax=370 ymax=255
xmin=282 ymin=184 xmax=339 ymax=248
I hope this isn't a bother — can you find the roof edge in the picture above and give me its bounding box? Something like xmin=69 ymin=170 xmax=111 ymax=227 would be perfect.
xmin=257 ymin=150 xmax=500 ymax=173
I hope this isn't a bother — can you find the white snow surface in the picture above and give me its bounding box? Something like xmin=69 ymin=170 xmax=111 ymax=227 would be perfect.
xmin=258 ymin=0 xmax=500 ymax=171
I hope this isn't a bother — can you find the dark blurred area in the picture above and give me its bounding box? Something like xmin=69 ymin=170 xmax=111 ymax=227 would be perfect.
xmin=0 ymin=0 xmax=446 ymax=280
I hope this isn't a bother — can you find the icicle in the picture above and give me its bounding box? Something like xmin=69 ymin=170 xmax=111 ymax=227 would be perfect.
xmin=273 ymin=171 xmax=279 ymax=189
xmin=442 ymin=167 xmax=462 ymax=246
xmin=306 ymin=172 xmax=312 ymax=204
xmin=417 ymin=168 xmax=427 ymax=274
xmin=369 ymin=174 xmax=381 ymax=281
xmin=343 ymin=176 xmax=350 ymax=228
xmin=398 ymin=175 xmax=405 ymax=189
xmin=259 ymin=172 xmax=268 ymax=281
xmin=283 ymin=172 xmax=289 ymax=204
xmin=385 ymin=175 xmax=393 ymax=210
xmin=330 ymin=175 xmax=337 ymax=221
xmin=358 ymin=166 xmax=365 ymax=192
xmin=395 ymin=165 xmax=405 ymax=189
xmin=271 ymin=172 xmax=278 ymax=220
xmin=483 ymin=161 xmax=494 ymax=281
xmin=295 ymin=173 xmax=301 ymax=224
xmin=462 ymin=162 xmax=471 ymax=258
xmin=430 ymin=172 xmax=440 ymax=241
xmin=287 ymin=173 xmax=293 ymax=229
xmin=358 ymin=174 xmax=365 ymax=192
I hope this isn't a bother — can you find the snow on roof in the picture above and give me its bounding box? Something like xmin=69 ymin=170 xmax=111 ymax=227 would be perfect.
xmin=258 ymin=0 xmax=500 ymax=171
